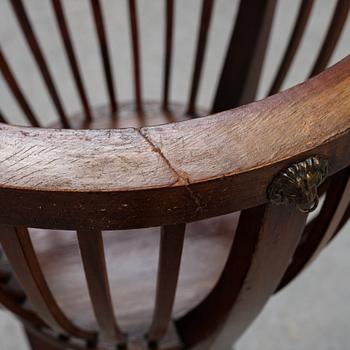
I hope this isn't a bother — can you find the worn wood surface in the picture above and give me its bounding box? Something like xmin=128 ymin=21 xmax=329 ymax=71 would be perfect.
xmin=0 ymin=226 xmax=96 ymax=341
xmin=27 ymin=214 xmax=236 ymax=335
xmin=1 ymin=2 xmax=350 ymax=349
xmin=0 ymin=57 xmax=349 ymax=229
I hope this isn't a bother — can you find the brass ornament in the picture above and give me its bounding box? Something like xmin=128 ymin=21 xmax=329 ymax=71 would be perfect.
xmin=267 ymin=156 xmax=328 ymax=213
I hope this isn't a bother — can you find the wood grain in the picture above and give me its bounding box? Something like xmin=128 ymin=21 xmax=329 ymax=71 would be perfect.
xmin=0 ymin=57 xmax=349 ymax=229
xmin=212 ymin=0 xmax=277 ymax=112
xmin=0 ymin=226 xmax=96 ymax=340
xmin=77 ymin=229 xmax=125 ymax=345
xmin=148 ymin=224 xmax=185 ymax=343
xmin=209 ymin=205 xmax=306 ymax=349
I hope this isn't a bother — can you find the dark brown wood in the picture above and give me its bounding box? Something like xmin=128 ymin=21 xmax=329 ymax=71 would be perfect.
xmin=10 ymin=0 xmax=70 ymax=128
xmin=0 ymin=109 xmax=8 ymax=124
xmin=162 ymin=0 xmax=175 ymax=111
xmin=187 ymin=0 xmax=215 ymax=116
xmin=0 ymin=3 xmax=350 ymax=349
xmin=0 ymin=57 xmax=349 ymax=230
xmin=0 ymin=49 xmax=40 ymax=127
xmin=28 ymin=215 xmax=235 ymax=336
xmin=52 ymin=0 xmax=92 ymax=122
xmin=268 ymin=0 xmax=314 ymax=95
xmin=276 ymin=167 xmax=350 ymax=291
xmin=77 ymin=229 xmax=125 ymax=345
xmin=26 ymin=328 xmax=63 ymax=350
xmin=148 ymin=224 xmax=186 ymax=343
xmin=0 ymin=285 xmax=45 ymax=329
xmin=128 ymin=0 xmax=143 ymax=112
xmin=178 ymin=204 xmax=307 ymax=348
xmin=0 ymin=226 xmax=96 ymax=341
xmin=90 ymin=0 xmax=118 ymax=115
xmin=212 ymin=0 xmax=277 ymax=112
xmin=309 ymin=0 xmax=350 ymax=77
xmin=334 ymin=196 xmax=350 ymax=236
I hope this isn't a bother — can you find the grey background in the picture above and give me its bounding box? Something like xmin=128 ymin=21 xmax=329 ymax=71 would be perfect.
xmin=0 ymin=0 xmax=350 ymax=349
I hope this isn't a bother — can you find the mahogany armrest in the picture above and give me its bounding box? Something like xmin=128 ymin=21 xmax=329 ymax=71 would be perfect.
xmin=0 ymin=56 xmax=349 ymax=230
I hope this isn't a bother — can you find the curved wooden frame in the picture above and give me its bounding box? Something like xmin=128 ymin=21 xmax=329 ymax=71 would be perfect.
xmin=0 ymin=57 xmax=349 ymax=230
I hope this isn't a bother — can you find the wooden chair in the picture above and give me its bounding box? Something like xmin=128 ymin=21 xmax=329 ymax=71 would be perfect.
xmin=0 ymin=0 xmax=349 ymax=349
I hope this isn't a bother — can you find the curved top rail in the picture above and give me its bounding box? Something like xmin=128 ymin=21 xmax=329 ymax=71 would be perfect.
xmin=0 ymin=57 xmax=349 ymax=230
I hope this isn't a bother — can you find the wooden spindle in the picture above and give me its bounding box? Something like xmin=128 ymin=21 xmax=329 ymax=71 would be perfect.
xmin=187 ymin=0 xmax=215 ymax=117
xmin=52 ymin=0 xmax=92 ymax=122
xmin=148 ymin=224 xmax=185 ymax=344
xmin=268 ymin=0 xmax=314 ymax=95
xmin=0 ymin=49 xmax=40 ymax=127
xmin=277 ymin=169 xmax=350 ymax=292
xmin=177 ymin=204 xmax=307 ymax=347
xmin=0 ymin=109 xmax=8 ymax=124
xmin=128 ymin=0 xmax=143 ymax=112
xmin=334 ymin=200 xmax=350 ymax=237
xmin=211 ymin=0 xmax=277 ymax=113
xmin=0 ymin=286 xmax=45 ymax=329
xmin=309 ymin=0 xmax=350 ymax=77
xmin=77 ymin=229 xmax=125 ymax=345
xmin=0 ymin=226 xmax=96 ymax=341
xmin=162 ymin=0 xmax=175 ymax=111
xmin=10 ymin=0 xmax=70 ymax=128
xmin=90 ymin=0 xmax=118 ymax=115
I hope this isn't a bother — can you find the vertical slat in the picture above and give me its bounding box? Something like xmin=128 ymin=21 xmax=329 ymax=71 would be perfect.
xmin=148 ymin=224 xmax=186 ymax=344
xmin=0 ymin=286 xmax=45 ymax=329
xmin=0 ymin=109 xmax=8 ymax=124
xmin=208 ymin=205 xmax=306 ymax=349
xmin=0 ymin=49 xmax=40 ymax=127
xmin=277 ymin=169 xmax=350 ymax=292
xmin=52 ymin=0 xmax=92 ymax=122
xmin=76 ymin=229 xmax=125 ymax=345
xmin=162 ymin=0 xmax=175 ymax=111
xmin=212 ymin=0 xmax=277 ymax=113
xmin=0 ymin=226 xmax=96 ymax=340
xmin=186 ymin=0 xmax=215 ymax=116
xmin=10 ymin=0 xmax=70 ymax=128
xmin=268 ymin=0 xmax=314 ymax=95
xmin=177 ymin=204 xmax=307 ymax=348
xmin=128 ymin=0 xmax=143 ymax=112
xmin=309 ymin=0 xmax=350 ymax=77
xmin=25 ymin=329 xmax=63 ymax=350
xmin=90 ymin=0 xmax=118 ymax=115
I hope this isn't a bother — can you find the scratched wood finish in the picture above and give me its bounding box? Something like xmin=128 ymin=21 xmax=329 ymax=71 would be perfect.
xmin=0 ymin=2 xmax=350 ymax=350
xmin=0 ymin=58 xmax=349 ymax=230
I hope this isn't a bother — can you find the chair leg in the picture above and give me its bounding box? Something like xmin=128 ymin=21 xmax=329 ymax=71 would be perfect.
xmin=25 ymin=328 xmax=64 ymax=350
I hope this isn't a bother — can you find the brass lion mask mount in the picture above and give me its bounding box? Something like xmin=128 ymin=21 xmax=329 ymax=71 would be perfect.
xmin=268 ymin=156 xmax=329 ymax=213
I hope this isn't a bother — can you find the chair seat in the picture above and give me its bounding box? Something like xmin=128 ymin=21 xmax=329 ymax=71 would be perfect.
xmin=29 ymin=210 xmax=238 ymax=334
xmin=49 ymin=101 xmax=206 ymax=129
